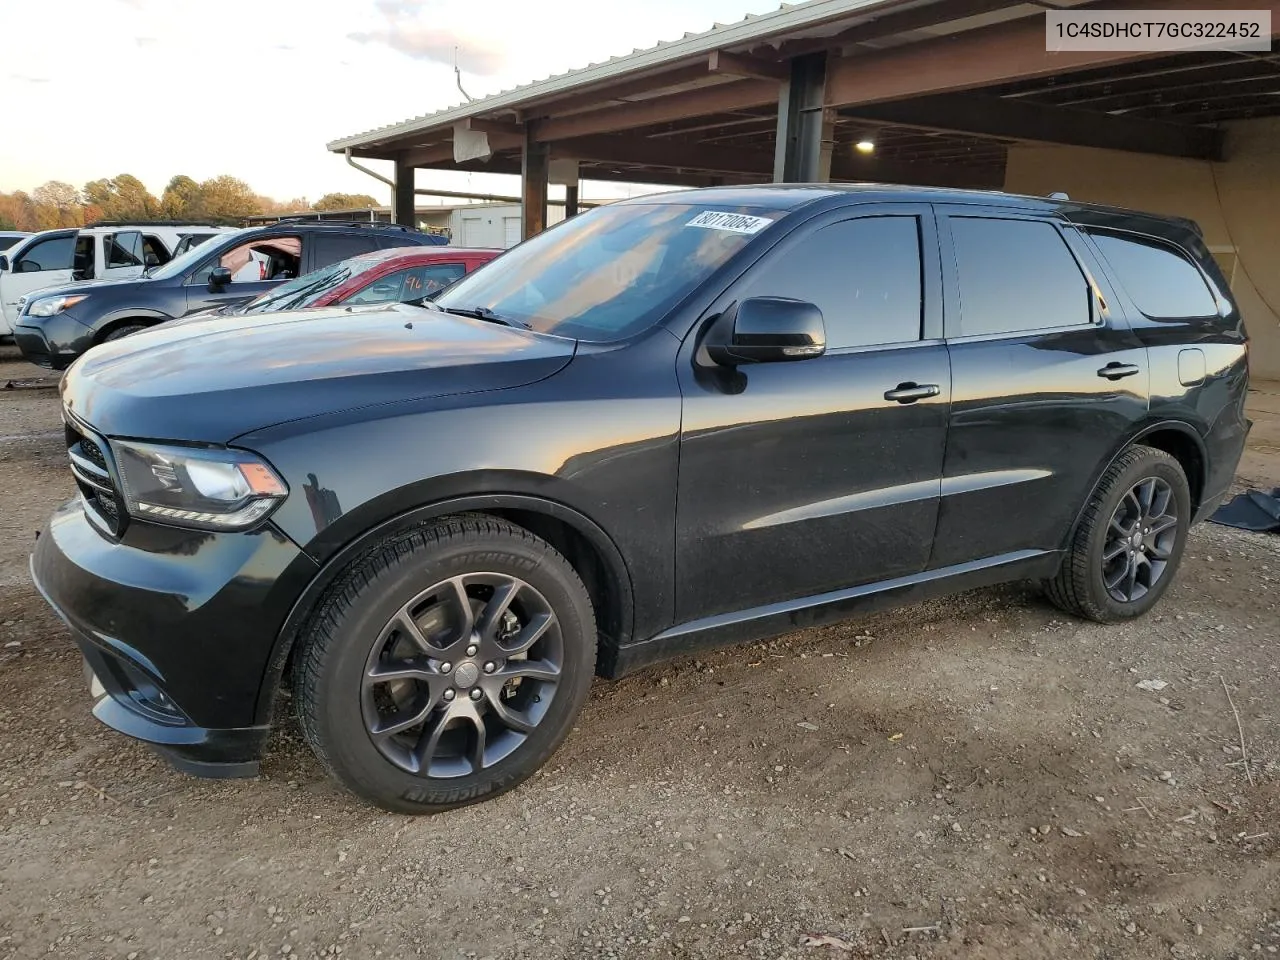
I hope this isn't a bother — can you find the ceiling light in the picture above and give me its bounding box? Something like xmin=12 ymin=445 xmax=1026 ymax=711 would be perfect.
xmin=855 ymin=140 xmax=875 ymax=154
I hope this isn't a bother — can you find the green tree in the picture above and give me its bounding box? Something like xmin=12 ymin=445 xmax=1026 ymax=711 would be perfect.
xmin=197 ymin=175 xmax=263 ymax=219
xmin=160 ymin=175 xmax=203 ymax=219
xmin=313 ymin=192 xmax=379 ymax=211
xmin=81 ymin=174 xmax=158 ymax=221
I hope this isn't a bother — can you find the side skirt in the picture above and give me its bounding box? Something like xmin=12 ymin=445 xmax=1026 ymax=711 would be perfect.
xmin=605 ymin=549 xmax=1062 ymax=677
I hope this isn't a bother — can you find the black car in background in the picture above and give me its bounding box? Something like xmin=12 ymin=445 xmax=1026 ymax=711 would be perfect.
xmin=32 ymin=185 xmax=1250 ymax=813
xmin=12 ymin=220 xmax=444 ymax=368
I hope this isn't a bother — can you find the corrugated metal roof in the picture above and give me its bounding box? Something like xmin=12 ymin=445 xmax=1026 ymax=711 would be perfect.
xmin=327 ymin=0 xmax=911 ymax=151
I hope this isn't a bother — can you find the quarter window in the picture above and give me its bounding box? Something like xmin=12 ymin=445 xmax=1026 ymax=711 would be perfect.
xmin=738 ymin=216 xmax=923 ymax=349
xmin=950 ymin=218 xmax=1091 ymax=337
xmin=313 ymin=233 xmax=381 ymax=266
xmin=1089 ymin=231 xmax=1218 ymax=319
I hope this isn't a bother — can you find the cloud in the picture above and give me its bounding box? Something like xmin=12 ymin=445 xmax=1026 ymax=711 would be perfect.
xmin=347 ymin=0 xmax=506 ymax=74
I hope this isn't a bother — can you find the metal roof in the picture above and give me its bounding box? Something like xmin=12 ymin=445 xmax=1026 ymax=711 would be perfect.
xmin=328 ymin=0 xmax=911 ymax=151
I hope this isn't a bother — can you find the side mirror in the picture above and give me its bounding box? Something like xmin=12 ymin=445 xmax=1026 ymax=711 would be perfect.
xmin=0 ymin=255 xmax=8 ymax=272
xmin=208 ymin=266 xmax=233 ymax=291
xmin=14 ymin=259 xmax=38 ymax=273
xmin=706 ymin=297 xmax=826 ymax=366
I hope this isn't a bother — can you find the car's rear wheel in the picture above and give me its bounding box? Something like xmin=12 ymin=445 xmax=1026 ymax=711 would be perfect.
xmin=1045 ymin=445 xmax=1190 ymax=622
xmin=294 ymin=515 xmax=596 ymax=813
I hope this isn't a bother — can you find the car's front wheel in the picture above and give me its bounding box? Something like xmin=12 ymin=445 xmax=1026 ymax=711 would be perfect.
xmin=1045 ymin=445 xmax=1190 ymax=622
xmin=295 ymin=515 xmax=596 ymax=813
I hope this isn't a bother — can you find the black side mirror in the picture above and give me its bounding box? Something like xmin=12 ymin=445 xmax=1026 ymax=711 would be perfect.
xmin=0 ymin=255 xmax=8 ymax=272
xmin=14 ymin=259 xmax=39 ymax=273
xmin=208 ymin=266 xmax=233 ymax=291
xmin=706 ymin=297 xmax=826 ymax=366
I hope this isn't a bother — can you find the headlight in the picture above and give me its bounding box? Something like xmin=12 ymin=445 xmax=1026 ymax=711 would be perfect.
xmin=111 ymin=440 xmax=288 ymax=531
xmin=27 ymin=294 xmax=89 ymax=317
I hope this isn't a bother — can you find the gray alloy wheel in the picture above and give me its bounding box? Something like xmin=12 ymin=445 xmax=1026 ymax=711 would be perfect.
xmin=294 ymin=515 xmax=596 ymax=813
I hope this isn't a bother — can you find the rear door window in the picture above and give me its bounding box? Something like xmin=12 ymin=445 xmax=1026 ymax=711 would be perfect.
xmin=141 ymin=234 xmax=171 ymax=267
xmin=73 ymin=235 xmax=96 ymax=278
xmin=105 ymin=231 xmax=144 ymax=269
xmin=313 ymin=233 xmax=381 ymax=266
xmin=1088 ymin=231 xmax=1218 ymax=318
xmin=948 ymin=217 xmax=1092 ymax=337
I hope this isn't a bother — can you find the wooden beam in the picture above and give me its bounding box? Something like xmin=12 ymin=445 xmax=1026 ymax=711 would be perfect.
xmin=847 ymin=92 xmax=1225 ymax=160
xmin=522 ymin=129 xmax=549 ymax=239
xmin=825 ymin=0 xmax=1280 ymax=108
xmin=708 ymin=50 xmax=787 ymax=82
xmin=400 ymin=133 xmax=523 ymax=167
xmin=551 ymin=135 xmax=772 ymax=175
xmin=535 ymin=78 xmax=779 ymax=141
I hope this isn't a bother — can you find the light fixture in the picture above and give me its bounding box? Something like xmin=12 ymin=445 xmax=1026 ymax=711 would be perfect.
xmin=855 ymin=139 xmax=875 ymax=154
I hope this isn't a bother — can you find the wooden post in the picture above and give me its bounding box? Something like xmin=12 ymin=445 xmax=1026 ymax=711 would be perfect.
xmin=392 ymin=160 xmax=415 ymax=227
xmin=521 ymin=131 xmax=549 ymax=240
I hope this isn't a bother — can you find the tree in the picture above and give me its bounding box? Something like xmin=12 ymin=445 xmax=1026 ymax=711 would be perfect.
xmin=0 ymin=192 xmax=39 ymax=231
xmin=160 ymin=175 xmax=203 ymax=219
xmin=31 ymin=181 xmax=84 ymax=228
xmin=197 ymin=175 xmax=263 ymax=219
xmin=314 ymin=192 xmax=379 ymax=211
xmin=81 ymin=174 xmax=158 ymax=222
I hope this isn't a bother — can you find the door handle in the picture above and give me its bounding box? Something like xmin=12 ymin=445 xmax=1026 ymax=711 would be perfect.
xmin=1097 ymin=362 xmax=1141 ymax=381
xmin=884 ymin=382 xmax=941 ymax=404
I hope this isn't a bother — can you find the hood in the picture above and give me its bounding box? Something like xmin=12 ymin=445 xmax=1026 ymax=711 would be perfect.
xmin=23 ymin=275 xmax=152 ymax=304
xmin=62 ymin=302 xmax=576 ymax=443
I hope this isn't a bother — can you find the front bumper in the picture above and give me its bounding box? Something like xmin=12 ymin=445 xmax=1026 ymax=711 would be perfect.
xmin=31 ymin=496 xmax=317 ymax=777
xmin=12 ymin=313 xmax=93 ymax=370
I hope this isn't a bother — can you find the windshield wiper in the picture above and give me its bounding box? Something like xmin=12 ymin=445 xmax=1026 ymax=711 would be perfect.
xmin=441 ymin=305 xmax=531 ymax=329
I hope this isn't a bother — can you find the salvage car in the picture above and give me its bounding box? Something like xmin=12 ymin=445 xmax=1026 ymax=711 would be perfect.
xmin=32 ymin=185 xmax=1249 ymax=813
xmin=198 ymin=245 xmax=500 ymax=317
xmin=12 ymin=221 xmax=445 ymax=366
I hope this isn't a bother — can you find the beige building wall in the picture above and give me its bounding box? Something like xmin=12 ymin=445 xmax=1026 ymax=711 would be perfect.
xmin=1003 ymin=117 xmax=1280 ymax=380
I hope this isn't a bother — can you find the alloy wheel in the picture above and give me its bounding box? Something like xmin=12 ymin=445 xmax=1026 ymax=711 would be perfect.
xmin=361 ymin=573 xmax=563 ymax=778
xmin=1101 ymin=476 xmax=1179 ymax=603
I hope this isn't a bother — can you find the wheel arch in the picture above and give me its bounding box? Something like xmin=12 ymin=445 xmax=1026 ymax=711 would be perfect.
xmin=254 ymin=493 xmax=635 ymax=724
xmin=1063 ymin=418 xmax=1208 ymax=552
xmin=95 ymin=310 xmax=171 ymax=342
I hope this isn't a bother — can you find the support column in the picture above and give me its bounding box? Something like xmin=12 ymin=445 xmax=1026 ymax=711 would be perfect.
xmin=392 ymin=160 xmax=415 ymax=227
xmin=564 ymin=183 xmax=579 ymax=219
xmin=773 ymin=52 xmax=833 ymax=183
xmin=521 ymin=131 xmax=549 ymax=240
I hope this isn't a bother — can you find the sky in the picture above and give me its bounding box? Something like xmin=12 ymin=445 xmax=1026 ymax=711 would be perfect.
xmin=0 ymin=0 xmax=785 ymax=206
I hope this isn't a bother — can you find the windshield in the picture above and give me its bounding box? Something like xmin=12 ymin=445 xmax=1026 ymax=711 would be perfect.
xmin=242 ymin=256 xmax=382 ymax=313
xmin=146 ymin=228 xmax=251 ymax=281
xmin=433 ymin=203 xmax=784 ymax=341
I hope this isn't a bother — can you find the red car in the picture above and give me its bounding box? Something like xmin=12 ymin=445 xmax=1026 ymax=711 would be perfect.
xmin=229 ymin=246 xmax=501 ymax=316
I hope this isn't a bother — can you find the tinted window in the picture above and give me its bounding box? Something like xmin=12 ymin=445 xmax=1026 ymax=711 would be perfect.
xmin=313 ymin=233 xmax=380 ymax=266
xmin=950 ymin=218 xmax=1090 ymax=337
xmin=105 ymin=231 xmax=144 ymax=269
xmin=737 ymin=216 xmax=923 ymax=349
xmin=0 ymin=235 xmax=25 ymax=252
xmin=73 ymin=235 xmax=95 ymax=278
xmin=1090 ymin=232 xmax=1218 ymax=318
xmin=15 ymin=235 xmax=74 ymax=272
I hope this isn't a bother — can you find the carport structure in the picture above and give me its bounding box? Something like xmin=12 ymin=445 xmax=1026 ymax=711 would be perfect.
xmin=330 ymin=0 xmax=1280 ymax=376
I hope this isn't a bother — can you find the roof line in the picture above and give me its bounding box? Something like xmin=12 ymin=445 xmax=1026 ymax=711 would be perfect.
xmin=327 ymin=0 xmax=903 ymax=152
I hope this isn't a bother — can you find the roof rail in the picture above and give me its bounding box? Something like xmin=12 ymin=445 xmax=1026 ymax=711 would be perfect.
xmin=85 ymin=219 xmax=236 ymax=228
xmin=264 ymin=217 xmax=417 ymax=231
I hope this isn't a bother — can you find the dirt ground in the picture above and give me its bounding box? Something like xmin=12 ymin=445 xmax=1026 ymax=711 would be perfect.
xmin=0 ymin=342 xmax=1276 ymax=960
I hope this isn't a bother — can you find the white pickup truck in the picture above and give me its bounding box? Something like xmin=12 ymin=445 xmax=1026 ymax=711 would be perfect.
xmin=0 ymin=224 xmax=234 ymax=335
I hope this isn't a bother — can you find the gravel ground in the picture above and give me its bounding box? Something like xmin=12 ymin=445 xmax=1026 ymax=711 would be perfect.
xmin=0 ymin=343 xmax=1277 ymax=960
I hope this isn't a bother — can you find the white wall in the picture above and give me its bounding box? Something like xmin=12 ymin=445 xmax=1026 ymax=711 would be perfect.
xmin=449 ymin=203 xmax=566 ymax=249
xmin=1003 ymin=117 xmax=1280 ymax=380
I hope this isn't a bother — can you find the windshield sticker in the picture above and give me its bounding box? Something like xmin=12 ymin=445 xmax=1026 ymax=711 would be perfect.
xmin=685 ymin=211 xmax=773 ymax=235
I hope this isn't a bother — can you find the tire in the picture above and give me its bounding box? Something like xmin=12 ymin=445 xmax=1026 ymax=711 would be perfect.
xmin=103 ymin=323 xmax=147 ymax=342
xmin=294 ymin=515 xmax=596 ymax=813
xmin=1045 ymin=445 xmax=1191 ymax=623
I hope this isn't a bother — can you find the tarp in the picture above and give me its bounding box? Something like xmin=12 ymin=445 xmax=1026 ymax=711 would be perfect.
xmin=1209 ymin=487 xmax=1280 ymax=533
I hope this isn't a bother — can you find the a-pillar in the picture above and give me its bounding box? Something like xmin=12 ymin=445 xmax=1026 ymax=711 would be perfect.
xmin=773 ymin=52 xmax=834 ymax=183
xmin=392 ymin=159 xmax=415 ymax=227
xmin=522 ymin=131 xmax=549 ymax=240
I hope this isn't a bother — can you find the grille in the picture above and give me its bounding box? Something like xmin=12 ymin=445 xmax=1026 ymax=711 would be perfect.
xmin=65 ymin=417 xmax=126 ymax=535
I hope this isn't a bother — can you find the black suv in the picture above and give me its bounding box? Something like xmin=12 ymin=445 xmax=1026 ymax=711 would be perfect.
xmin=12 ymin=220 xmax=444 ymax=368
xmin=32 ymin=185 xmax=1249 ymax=813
